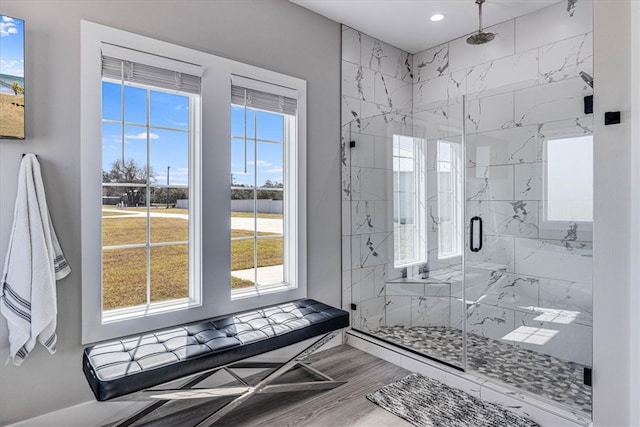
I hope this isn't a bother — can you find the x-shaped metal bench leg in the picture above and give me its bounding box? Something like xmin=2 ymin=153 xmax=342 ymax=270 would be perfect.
xmin=111 ymin=331 xmax=343 ymax=426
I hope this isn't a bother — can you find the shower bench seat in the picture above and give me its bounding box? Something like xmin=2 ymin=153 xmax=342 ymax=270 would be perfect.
xmin=82 ymin=299 xmax=349 ymax=426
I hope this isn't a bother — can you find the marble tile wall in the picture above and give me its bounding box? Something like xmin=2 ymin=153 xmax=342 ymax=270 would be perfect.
xmin=341 ymin=25 xmax=413 ymax=330
xmin=342 ymin=0 xmax=593 ymax=366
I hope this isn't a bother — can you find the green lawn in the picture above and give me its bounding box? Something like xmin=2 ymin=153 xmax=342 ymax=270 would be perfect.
xmin=102 ymin=210 xmax=283 ymax=310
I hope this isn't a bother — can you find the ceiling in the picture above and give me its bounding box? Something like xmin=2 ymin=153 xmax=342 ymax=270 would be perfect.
xmin=290 ymin=0 xmax=562 ymax=53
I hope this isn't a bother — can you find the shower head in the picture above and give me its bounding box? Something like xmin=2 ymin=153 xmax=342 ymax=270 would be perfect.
xmin=579 ymin=71 xmax=594 ymax=88
xmin=467 ymin=0 xmax=495 ymax=45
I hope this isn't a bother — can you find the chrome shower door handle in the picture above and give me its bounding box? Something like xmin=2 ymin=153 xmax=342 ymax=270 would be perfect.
xmin=470 ymin=216 xmax=483 ymax=252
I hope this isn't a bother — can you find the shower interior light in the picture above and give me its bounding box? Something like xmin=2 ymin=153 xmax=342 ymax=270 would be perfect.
xmin=430 ymin=13 xmax=445 ymax=22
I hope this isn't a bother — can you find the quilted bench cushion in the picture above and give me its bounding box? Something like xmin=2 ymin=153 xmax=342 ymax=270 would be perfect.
xmin=83 ymin=299 xmax=349 ymax=401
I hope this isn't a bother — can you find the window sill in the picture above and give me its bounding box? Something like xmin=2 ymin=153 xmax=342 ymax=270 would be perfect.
xmin=231 ymin=282 xmax=297 ymax=301
xmin=102 ymin=298 xmax=201 ymax=324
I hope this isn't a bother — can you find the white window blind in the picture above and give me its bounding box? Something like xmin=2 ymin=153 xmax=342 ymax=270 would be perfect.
xmin=231 ymin=75 xmax=297 ymax=116
xmin=101 ymin=43 xmax=203 ymax=94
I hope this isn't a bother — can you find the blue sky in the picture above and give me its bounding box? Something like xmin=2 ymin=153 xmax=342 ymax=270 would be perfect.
xmin=0 ymin=15 xmax=24 ymax=78
xmin=102 ymin=82 xmax=284 ymax=187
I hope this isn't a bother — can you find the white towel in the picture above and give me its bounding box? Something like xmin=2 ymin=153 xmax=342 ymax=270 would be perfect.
xmin=1 ymin=153 xmax=71 ymax=366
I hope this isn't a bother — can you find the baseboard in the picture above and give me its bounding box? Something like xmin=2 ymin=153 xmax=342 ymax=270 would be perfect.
xmin=346 ymin=330 xmax=592 ymax=427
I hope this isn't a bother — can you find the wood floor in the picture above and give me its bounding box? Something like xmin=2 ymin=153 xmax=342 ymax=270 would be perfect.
xmin=134 ymin=345 xmax=414 ymax=427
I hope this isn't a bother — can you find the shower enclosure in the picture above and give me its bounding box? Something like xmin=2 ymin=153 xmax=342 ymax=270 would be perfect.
xmin=342 ymin=0 xmax=593 ymax=416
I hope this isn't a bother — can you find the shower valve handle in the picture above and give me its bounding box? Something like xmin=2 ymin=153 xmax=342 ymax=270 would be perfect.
xmin=470 ymin=216 xmax=483 ymax=252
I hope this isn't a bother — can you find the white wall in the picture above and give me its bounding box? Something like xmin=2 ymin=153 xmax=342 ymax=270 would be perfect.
xmin=592 ymin=2 xmax=636 ymax=426
xmin=0 ymin=1 xmax=341 ymax=424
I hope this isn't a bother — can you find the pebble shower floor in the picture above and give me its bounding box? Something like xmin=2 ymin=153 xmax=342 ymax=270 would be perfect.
xmin=369 ymin=325 xmax=592 ymax=415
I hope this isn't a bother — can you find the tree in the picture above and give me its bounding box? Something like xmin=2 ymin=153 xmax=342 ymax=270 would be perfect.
xmin=103 ymin=158 xmax=155 ymax=207
xmin=11 ymin=81 xmax=23 ymax=96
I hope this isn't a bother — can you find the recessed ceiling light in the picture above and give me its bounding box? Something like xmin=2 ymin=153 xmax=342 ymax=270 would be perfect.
xmin=430 ymin=13 xmax=445 ymax=22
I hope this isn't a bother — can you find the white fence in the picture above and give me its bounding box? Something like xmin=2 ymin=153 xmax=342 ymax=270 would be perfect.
xmin=176 ymin=199 xmax=282 ymax=213
xmin=231 ymin=199 xmax=283 ymax=214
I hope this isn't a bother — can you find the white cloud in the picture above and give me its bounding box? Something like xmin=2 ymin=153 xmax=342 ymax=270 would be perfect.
xmin=265 ymin=166 xmax=283 ymax=174
xmin=125 ymin=132 xmax=159 ymax=140
xmin=247 ymin=160 xmax=272 ymax=167
xmin=2 ymin=16 xmax=15 ymax=23
xmin=0 ymin=21 xmax=17 ymax=37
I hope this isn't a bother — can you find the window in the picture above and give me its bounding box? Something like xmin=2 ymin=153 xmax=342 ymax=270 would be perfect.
xmin=99 ymin=46 xmax=202 ymax=321
xmin=393 ymin=135 xmax=427 ymax=268
xmin=230 ymin=78 xmax=299 ymax=297
xmin=545 ymin=135 xmax=593 ymax=223
xmin=437 ymin=139 xmax=463 ymax=259
xmin=81 ymin=21 xmax=306 ymax=343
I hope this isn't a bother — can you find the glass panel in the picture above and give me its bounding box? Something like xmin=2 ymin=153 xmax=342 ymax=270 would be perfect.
xmin=102 ymin=247 xmax=147 ymax=311
xmin=150 ymin=244 xmax=189 ymax=303
xmin=123 ymin=85 xmax=147 ymax=125
xmin=256 ymin=110 xmax=284 ymax=142
xmin=231 ymin=232 xmax=255 ymax=289
xmin=150 ymin=189 xmax=189 ymax=244
xmin=102 ymin=122 xmax=122 ymax=176
xmin=149 ymin=130 xmax=188 ymax=186
xmin=256 ymin=237 xmax=284 ymax=286
xmin=256 ymin=141 xmax=284 ymax=190
xmin=102 ymin=81 xmax=121 ymax=121
xmin=231 ymin=105 xmax=255 ymax=139
xmin=102 ymin=185 xmax=147 ymax=246
xmin=231 ymin=137 xmax=255 ymax=189
xmin=150 ymin=90 xmax=189 ymax=130
xmin=343 ymin=61 xmax=466 ymax=368
xmin=256 ymin=188 xmax=284 ymax=234
xmin=464 ymin=86 xmax=593 ymax=414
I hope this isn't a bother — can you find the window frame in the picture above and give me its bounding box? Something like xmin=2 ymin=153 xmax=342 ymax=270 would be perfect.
xmin=392 ymin=135 xmax=428 ymax=269
xmin=100 ymin=79 xmax=202 ymax=322
xmin=542 ymin=134 xmax=594 ymax=229
xmin=81 ymin=21 xmax=307 ymax=344
xmin=436 ymin=139 xmax=463 ymax=260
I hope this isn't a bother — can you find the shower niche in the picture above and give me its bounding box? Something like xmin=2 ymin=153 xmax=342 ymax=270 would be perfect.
xmin=342 ymin=0 xmax=593 ymax=417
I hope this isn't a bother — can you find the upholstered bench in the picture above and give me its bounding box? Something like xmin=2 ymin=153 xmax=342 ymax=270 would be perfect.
xmin=83 ymin=299 xmax=349 ymax=426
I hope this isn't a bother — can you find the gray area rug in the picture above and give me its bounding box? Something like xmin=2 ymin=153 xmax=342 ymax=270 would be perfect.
xmin=367 ymin=373 xmax=539 ymax=427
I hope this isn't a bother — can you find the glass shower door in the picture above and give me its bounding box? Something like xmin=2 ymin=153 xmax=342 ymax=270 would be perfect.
xmin=463 ymin=84 xmax=593 ymax=414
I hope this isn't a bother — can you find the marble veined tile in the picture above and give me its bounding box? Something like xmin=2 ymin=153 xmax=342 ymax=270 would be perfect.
xmin=359 ymin=167 xmax=391 ymax=202
xmin=514 ymin=162 xmax=543 ymax=201
xmin=479 ymin=273 xmax=540 ymax=310
xmin=341 ymin=95 xmax=360 ymax=129
xmin=449 ymin=20 xmax=515 ymax=73
xmin=466 ymin=125 xmax=540 ymax=167
xmin=352 ymin=264 xmax=388 ymax=302
xmin=342 ymin=61 xmax=375 ymax=102
xmin=539 ymin=32 xmax=592 ymax=84
xmin=413 ymin=70 xmax=466 ymax=110
xmin=467 ymin=200 xmax=539 ymax=238
xmin=514 ymin=310 xmax=592 ymax=367
xmin=386 ymin=296 xmax=412 ymax=326
xmin=514 ymin=237 xmax=592 ymax=284
xmin=359 ymin=296 xmax=386 ymax=331
xmin=466 ymin=48 xmax=539 ymax=96
xmin=467 ymin=164 xmax=514 ymax=201
xmin=342 ymin=25 xmax=361 ymax=64
xmin=413 ymin=43 xmax=449 ymax=83
xmin=357 ymin=231 xmax=394 ymax=268
xmin=539 ymin=277 xmax=592 ymax=326
xmin=374 ymin=72 xmax=412 ymax=111
xmin=514 ymin=77 xmax=592 ymax=127
xmin=516 ymin=0 xmax=593 ymax=53
xmin=361 ymin=34 xmax=412 ymax=82
xmin=411 ymin=296 xmax=450 ymax=328
xmin=465 ymin=235 xmax=515 ymax=273
xmin=466 ymin=92 xmax=514 ymax=133
xmin=359 ymin=101 xmax=412 ymax=138
xmin=466 ymin=303 xmax=516 ymax=343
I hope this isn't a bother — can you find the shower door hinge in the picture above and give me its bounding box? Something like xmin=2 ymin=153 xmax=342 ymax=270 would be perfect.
xmin=350 ymin=140 xmax=356 ymax=148
xmin=584 ymin=367 xmax=592 ymax=387
xmin=350 ymin=303 xmax=357 ymax=311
